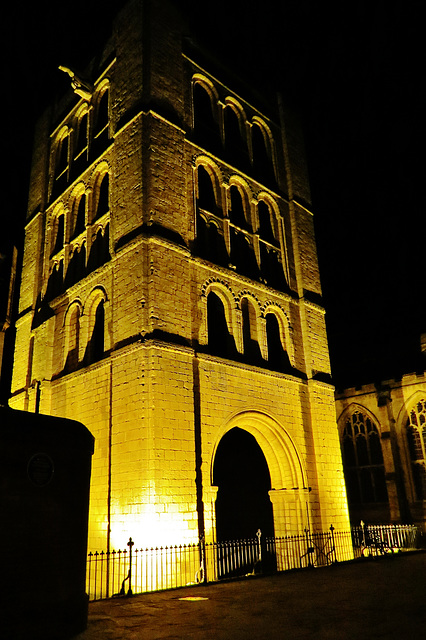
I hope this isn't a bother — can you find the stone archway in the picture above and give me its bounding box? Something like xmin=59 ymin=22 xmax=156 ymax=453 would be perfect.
xmin=213 ymin=427 xmax=274 ymax=541
xmin=205 ymin=411 xmax=310 ymax=540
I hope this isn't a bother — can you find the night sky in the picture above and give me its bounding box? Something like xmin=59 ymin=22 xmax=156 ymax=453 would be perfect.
xmin=2 ymin=0 xmax=425 ymax=388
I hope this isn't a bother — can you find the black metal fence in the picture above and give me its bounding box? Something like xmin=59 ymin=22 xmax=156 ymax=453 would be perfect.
xmin=86 ymin=524 xmax=419 ymax=601
xmin=351 ymin=523 xmax=419 ymax=558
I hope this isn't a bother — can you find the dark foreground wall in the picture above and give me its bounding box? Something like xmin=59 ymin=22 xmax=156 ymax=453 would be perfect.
xmin=0 ymin=406 xmax=94 ymax=640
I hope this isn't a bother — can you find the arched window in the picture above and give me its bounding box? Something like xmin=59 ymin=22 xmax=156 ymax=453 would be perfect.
xmin=224 ymin=105 xmax=249 ymax=171
xmin=84 ymin=298 xmax=105 ymax=365
xmin=75 ymin=112 xmax=88 ymax=158
xmin=52 ymin=130 xmax=70 ymax=199
xmin=64 ymin=305 xmax=81 ymax=373
xmin=252 ymin=122 xmax=275 ymax=186
xmin=406 ymin=399 xmax=426 ymax=500
xmin=45 ymin=261 xmax=64 ymax=302
xmin=196 ymin=216 xmax=228 ymax=266
xmin=72 ymin=194 xmax=86 ymax=239
xmin=259 ymin=244 xmax=286 ymax=290
xmin=95 ymin=88 xmax=109 ymax=138
xmin=241 ymin=297 xmax=261 ymax=364
xmin=51 ymin=214 xmax=65 ymax=256
xmin=207 ymin=291 xmax=236 ymax=359
xmin=93 ymin=172 xmax=109 ymax=221
xmin=229 ymin=185 xmax=249 ymax=230
xmin=257 ymin=200 xmax=276 ymax=244
xmin=65 ymin=244 xmax=86 ymax=288
xmin=265 ymin=312 xmax=291 ymax=372
xmin=87 ymin=225 xmax=110 ymax=273
xmin=56 ymin=134 xmax=69 ymax=179
xmin=193 ymin=82 xmax=220 ymax=151
xmin=197 ymin=165 xmax=221 ymax=215
xmin=342 ymin=411 xmax=388 ymax=505
xmin=230 ymin=229 xmax=258 ymax=279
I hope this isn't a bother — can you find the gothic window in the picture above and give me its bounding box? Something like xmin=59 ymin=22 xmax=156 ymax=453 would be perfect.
xmin=193 ymin=82 xmax=220 ymax=151
xmin=406 ymin=399 xmax=426 ymax=500
xmin=241 ymin=297 xmax=261 ymax=364
xmin=50 ymin=214 xmax=65 ymax=256
xmin=84 ymin=298 xmax=105 ymax=365
xmin=342 ymin=411 xmax=388 ymax=505
xmin=265 ymin=312 xmax=291 ymax=372
xmin=207 ymin=291 xmax=236 ymax=359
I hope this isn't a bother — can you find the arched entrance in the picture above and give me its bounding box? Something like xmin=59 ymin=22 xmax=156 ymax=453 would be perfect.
xmin=213 ymin=427 xmax=274 ymax=541
xmin=206 ymin=411 xmax=310 ymax=541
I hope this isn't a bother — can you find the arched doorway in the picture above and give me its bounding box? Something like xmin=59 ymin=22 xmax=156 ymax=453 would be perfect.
xmin=213 ymin=427 xmax=274 ymax=541
xmin=206 ymin=411 xmax=309 ymax=541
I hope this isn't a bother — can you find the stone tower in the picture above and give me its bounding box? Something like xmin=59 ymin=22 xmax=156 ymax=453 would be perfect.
xmin=10 ymin=0 xmax=351 ymax=551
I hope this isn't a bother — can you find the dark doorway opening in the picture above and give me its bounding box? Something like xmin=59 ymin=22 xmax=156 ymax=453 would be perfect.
xmin=213 ymin=427 xmax=274 ymax=541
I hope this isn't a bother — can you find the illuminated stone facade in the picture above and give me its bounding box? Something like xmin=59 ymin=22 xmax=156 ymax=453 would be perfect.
xmin=10 ymin=0 xmax=351 ymax=551
xmin=336 ymin=373 xmax=426 ymax=530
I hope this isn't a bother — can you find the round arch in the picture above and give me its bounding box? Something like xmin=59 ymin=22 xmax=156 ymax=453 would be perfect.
xmin=205 ymin=410 xmax=310 ymax=539
xmin=262 ymin=304 xmax=295 ymax=366
xmin=210 ymin=410 xmax=307 ymax=490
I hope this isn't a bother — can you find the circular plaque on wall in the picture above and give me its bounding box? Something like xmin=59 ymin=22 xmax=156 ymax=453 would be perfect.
xmin=27 ymin=453 xmax=55 ymax=487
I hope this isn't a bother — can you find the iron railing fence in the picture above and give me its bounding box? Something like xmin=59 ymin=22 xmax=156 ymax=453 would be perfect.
xmin=351 ymin=523 xmax=419 ymax=558
xmin=86 ymin=524 xmax=420 ymax=601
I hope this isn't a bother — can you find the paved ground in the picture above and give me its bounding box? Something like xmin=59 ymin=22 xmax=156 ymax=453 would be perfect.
xmin=74 ymin=551 xmax=426 ymax=639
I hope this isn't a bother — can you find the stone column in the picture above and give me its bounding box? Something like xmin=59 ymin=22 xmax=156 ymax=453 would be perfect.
xmin=269 ymin=487 xmax=311 ymax=536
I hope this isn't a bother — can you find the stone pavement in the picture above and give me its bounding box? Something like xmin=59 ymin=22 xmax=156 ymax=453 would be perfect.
xmin=74 ymin=551 xmax=426 ymax=639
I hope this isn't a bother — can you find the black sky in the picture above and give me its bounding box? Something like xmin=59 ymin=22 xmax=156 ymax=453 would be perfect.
xmin=2 ymin=0 xmax=425 ymax=388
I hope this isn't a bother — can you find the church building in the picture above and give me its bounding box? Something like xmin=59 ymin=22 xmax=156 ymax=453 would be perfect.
xmin=10 ymin=0 xmax=351 ymax=552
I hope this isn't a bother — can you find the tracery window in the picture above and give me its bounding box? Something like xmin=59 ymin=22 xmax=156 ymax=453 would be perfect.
xmin=342 ymin=411 xmax=388 ymax=505
xmin=406 ymin=399 xmax=426 ymax=500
